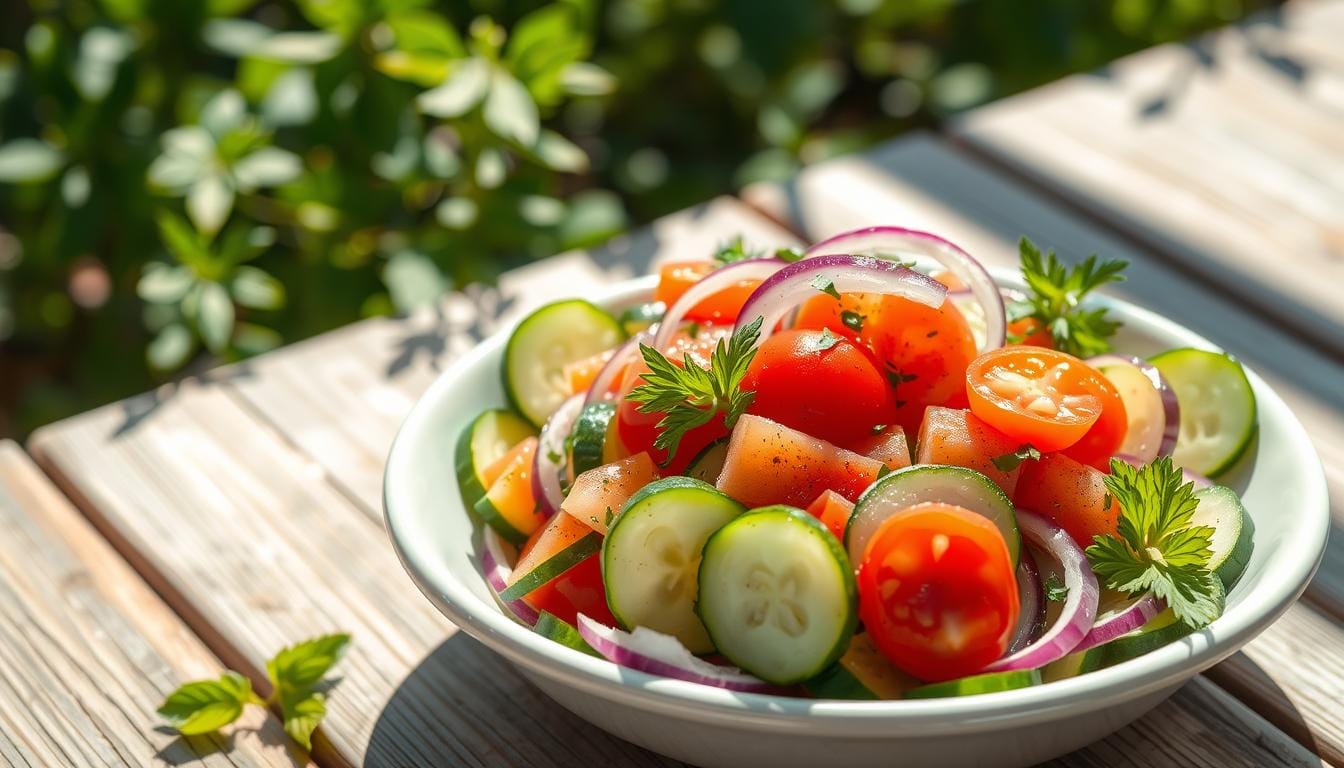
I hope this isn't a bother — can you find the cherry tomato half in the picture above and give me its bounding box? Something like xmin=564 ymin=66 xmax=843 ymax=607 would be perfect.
xmin=965 ymin=347 xmax=1115 ymax=453
xmin=858 ymin=502 xmax=1019 ymax=682
xmin=740 ymin=328 xmax=898 ymax=447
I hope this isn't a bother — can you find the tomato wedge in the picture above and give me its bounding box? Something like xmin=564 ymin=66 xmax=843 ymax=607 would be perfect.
xmin=653 ymin=261 xmax=760 ymax=323
xmin=858 ymin=502 xmax=1019 ymax=682
xmin=965 ymin=347 xmax=1113 ymax=453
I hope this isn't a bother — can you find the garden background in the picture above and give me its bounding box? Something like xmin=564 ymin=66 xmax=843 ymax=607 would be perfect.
xmin=0 ymin=0 xmax=1270 ymax=437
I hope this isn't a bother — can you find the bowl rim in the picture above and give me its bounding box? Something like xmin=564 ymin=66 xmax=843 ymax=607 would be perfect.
xmin=383 ymin=269 xmax=1329 ymax=734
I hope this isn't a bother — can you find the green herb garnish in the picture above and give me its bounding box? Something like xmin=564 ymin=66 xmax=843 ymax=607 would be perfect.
xmin=991 ymin=444 xmax=1041 ymax=472
xmin=1013 ymin=237 xmax=1128 ymax=357
xmin=1043 ymin=573 xmax=1068 ymax=602
xmin=811 ymin=275 xmax=841 ymax=301
xmin=840 ymin=310 xmax=864 ymax=333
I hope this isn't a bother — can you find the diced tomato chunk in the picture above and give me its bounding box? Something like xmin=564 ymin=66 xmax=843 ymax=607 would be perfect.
xmin=562 ymin=453 xmax=659 ymax=535
xmin=481 ymin=437 xmax=544 ymax=539
xmin=482 ymin=437 xmax=535 ymax=488
xmin=849 ymin=425 xmax=912 ymax=471
xmin=915 ymin=407 xmax=1023 ymax=497
xmin=716 ymin=414 xmax=885 ymax=507
xmin=509 ymin=511 xmax=616 ymax=626
xmin=805 ymin=490 xmax=854 ymax=542
xmin=563 ymin=349 xmax=615 ymax=396
xmin=653 ymin=261 xmax=760 ymax=322
xmin=1014 ymin=453 xmax=1121 ymax=549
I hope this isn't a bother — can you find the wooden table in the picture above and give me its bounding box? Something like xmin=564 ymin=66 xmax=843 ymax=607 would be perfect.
xmin=11 ymin=2 xmax=1344 ymax=765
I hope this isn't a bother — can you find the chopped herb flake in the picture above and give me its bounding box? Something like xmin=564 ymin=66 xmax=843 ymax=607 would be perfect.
xmin=840 ymin=310 xmax=865 ymax=333
xmin=991 ymin=444 xmax=1041 ymax=472
xmin=810 ymin=275 xmax=842 ymax=301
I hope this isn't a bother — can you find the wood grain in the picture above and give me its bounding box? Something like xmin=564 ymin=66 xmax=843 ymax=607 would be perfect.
xmin=0 ymin=441 xmax=305 ymax=768
xmin=25 ymin=199 xmax=794 ymax=768
xmin=952 ymin=0 xmax=1344 ymax=358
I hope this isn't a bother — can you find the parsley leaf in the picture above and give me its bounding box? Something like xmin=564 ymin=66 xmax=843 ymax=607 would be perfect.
xmin=713 ymin=236 xmax=758 ymax=265
xmin=810 ymin=275 xmax=842 ymax=301
xmin=1043 ymin=573 xmax=1068 ymax=602
xmin=626 ymin=316 xmax=763 ymax=462
xmin=1085 ymin=457 xmax=1222 ymax=629
xmin=840 ymin=310 xmax=864 ymax=332
xmin=991 ymin=444 xmax=1041 ymax=472
xmin=774 ymin=246 xmax=805 ymax=263
xmin=267 ymin=633 xmax=351 ymax=693
xmin=805 ymin=327 xmax=843 ymax=352
xmin=1016 ymin=237 xmax=1128 ymax=357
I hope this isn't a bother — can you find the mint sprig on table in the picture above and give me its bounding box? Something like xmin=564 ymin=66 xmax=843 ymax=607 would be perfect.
xmin=1011 ymin=238 xmax=1128 ymax=357
xmin=158 ymin=633 xmax=350 ymax=750
xmin=1086 ymin=458 xmax=1222 ymax=629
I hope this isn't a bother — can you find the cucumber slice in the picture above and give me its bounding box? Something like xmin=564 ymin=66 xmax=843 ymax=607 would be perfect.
xmin=904 ymin=669 xmax=1041 ymax=699
xmin=1150 ymin=348 xmax=1256 ymax=477
xmin=603 ymin=477 xmax=744 ymax=653
xmin=456 ymin=409 xmax=537 ymax=510
xmin=1193 ymin=485 xmax=1254 ymax=589
xmin=697 ymin=506 xmax=858 ymax=684
xmin=685 ymin=438 xmax=729 ymax=484
xmin=570 ymin=402 xmax=616 ymax=477
xmin=847 ymin=465 xmax=1020 ymax=567
xmin=505 ymin=300 xmax=625 ymax=427
xmin=804 ymin=633 xmax=917 ymax=700
xmin=535 ymin=611 xmax=599 ymax=656
xmin=498 ymin=532 xmax=601 ymax=601
xmin=619 ymin=302 xmax=664 ymax=335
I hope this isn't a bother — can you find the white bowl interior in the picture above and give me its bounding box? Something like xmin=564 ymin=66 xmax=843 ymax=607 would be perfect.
xmin=383 ymin=270 xmax=1328 ymax=737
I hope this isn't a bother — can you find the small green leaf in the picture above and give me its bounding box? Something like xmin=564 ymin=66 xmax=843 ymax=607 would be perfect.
xmin=416 ymin=57 xmax=489 ymax=118
xmin=231 ymin=266 xmax=285 ymax=310
xmin=1044 ymin=573 xmax=1068 ymax=602
xmin=188 ymin=173 xmax=235 ymax=236
xmin=840 ymin=310 xmax=864 ymax=332
xmin=267 ymin=633 xmax=351 ymax=693
xmin=560 ymin=62 xmax=616 ymax=96
xmin=233 ymin=147 xmax=302 ymax=190
xmin=281 ymin=691 xmax=326 ymax=751
xmin=474 ymin=147 xmax=507 ymax=189
xmin=483 ymin=67 xmax=540 ymax=147
xmin=257 ymin=32 xmax=343 ymax=64
xmin=261 ymin=69 xmax=319 ymax=127
xmin=532 ymin=131 xmax=588 ymax=173
xmin=155 ymin=209 xmax=211 ymax=268
xmin=197 ymin=282 xmax=235 ymax=353
xmin=147 ymin=323 xmax=196 ymax=371
xmin=810 ymin=275 xmax=841 ymax=301
xmin=157 ymin=672 xmax=252 ymax=735
xmin=0 ymin=138 xmax=64 ymax=183
xmin=382 ymin=251 xmax=448 ymax=312
xmin=138 ymin=264 xmax=196 ymax=304
xmin=233 ymin=323 xmax=283 ymax=356
xmin=991 ymin=444 xmax=1041 ymax=472
xmin=200 ymin=90 xmax=247 ymax=139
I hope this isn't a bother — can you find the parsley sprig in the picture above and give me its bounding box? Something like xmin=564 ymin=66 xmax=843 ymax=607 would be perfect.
xmin=713 ymin=235 xmax=804 ymax=265
xmin=626 ymin=316 xmax=763 ymax=462
xmin=1086 ymin=458 xmax=1222 ymax=629
xmin=158 ymin=633 xmax=350 ymax=750
xmin=1012 ymin=238 xmax=1127 ymax=357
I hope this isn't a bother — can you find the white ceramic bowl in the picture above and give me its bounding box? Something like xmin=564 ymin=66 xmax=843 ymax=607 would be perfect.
xmin=384 ymin=273 xmax=1328 ymax=768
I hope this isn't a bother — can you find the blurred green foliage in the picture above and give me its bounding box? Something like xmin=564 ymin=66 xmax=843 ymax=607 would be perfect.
xmin=0 ymin=0 xmax=1268 ymax=435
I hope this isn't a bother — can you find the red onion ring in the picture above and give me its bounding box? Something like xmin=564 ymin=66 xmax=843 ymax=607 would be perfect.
xmin=651 ymin=258 xmax=785 ymax=353
xmin=1072 ymin=593 xmax=1165 ymax=654
xmin=1088 ymin=354 xmax=1180 ymax=460
xmin=482 ymin=529 xmax=540 ymax=626
xmin=804 ymin=226 xmax=1005 ymax=350
xmin=1008 ymin=554 xmax=1044 ymax=653
xmin=733 ymin=254 xmax=947 ymax=344
xmin=584 ymin=332 xmax=649 ymax=406
xmin=1113 ymin=453 xmax=1212 ymax=489
xmin=532 ymin=394 xmax=584 ymax=517
xmin=983 ymin=509 xmax=1099 ymax=672
xmin=575 ymin=614 xmax=780 ymax=693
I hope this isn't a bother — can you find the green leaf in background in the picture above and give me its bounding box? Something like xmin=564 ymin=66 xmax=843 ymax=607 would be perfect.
xmin=196 ymin=282 xmax=235 ymax=353
xmin=281 ymin=691 xmax=327 ymax=751
xmin=188 ymin=174 xmax=235 ymax=236
xmin=146 ymin=323 xmax=196 ymax=371
xmin=533 ymin=131 xmax=588 ymax=173
xmin=483 ymin=68 xmax=540 ymax=147
xmin=295 ymin=0 xmax=364 ymax=39
xmin=231 ymin=266 xmax=285 ymax=310
xmin=0 ymin=139 xmax=64 ymax=183
xmin=383 ymin=250 xmax=448 ymax=312
xmin=474 ymin=147 xmax=507 ymax=189
xmin=233 ymin=147 xmax=302 ymax=191
xmin=416 ymin=57 xmax=489 ymax=117
xmin=267 ymin=633 xmax=352 ymax=693
xmin=74 ymin=27 xmax=134 ymax=102
xmin=261 ymin=69 xmax=318 ymax=127
xmin=156 ymin=672 xmax=255 ymax=735
xmin=233 ymin=323 xmax=283 ymax=356
xmin=138 ymin=264 xmax=196 ymax=304
xmin=559 ymin=190 xmax=626 ymax=250
xmin=200 ymin=90 xmax=247 ymax=139
xmin=155 ymin=210 xmax=211 ymax=269
xmin=560 ymin=62 xmax=617 ymax=96
xmin=374 ymin=10 xmax=464 ymax=87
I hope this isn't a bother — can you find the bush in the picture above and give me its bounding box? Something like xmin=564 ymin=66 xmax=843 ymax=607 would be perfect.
xmin=0 ymin=0 xmax=1266 ymax=435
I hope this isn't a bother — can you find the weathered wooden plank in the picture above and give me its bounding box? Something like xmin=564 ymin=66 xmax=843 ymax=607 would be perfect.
xmin=743 ymin=132 xmax=1344 ymax=618
xmin=228 ymin=196 xmax=798 ymax=519
xmin=743 ymin=131 xmax=1344 ymax=763
xmin=0 ymin=441 xmax=304 ymax=768
xmin=951 ymin=0 xmax=1344 ymax=358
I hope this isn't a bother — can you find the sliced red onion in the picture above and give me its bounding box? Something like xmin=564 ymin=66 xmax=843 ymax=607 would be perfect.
xmin=984 ymin=509 xmax=1099 ymax=672
xmin=1008 ymin=555 xmax=1044 ymax=653
xmin=733 ymin=254 xmax=947 ymax=344
xmin=532 ymin=394 xmax=584 ymax=516
xmin=651 ymin=258 xmax=785 ymax=352
xmin=575 ymin=614 xmax=779 ymax=693
xmin=482 ymin=529 xmax=539 ymax=626
xmin=1072 ymin=593 xmax=1165 ymax=654
xmin=805 ymin=226 xmax=1005 ymax=350
xmin=1088 ymin=354 xmax=1180 ymax=461
xmin=1113 ymin=453 xmax=1212 ymax=488
xmin=584 ymin=332 xmax=648 ymax=406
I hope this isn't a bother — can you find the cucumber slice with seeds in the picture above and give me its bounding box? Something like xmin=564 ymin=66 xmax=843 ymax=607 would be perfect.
xmin=603 ymin=477 xmax=744 ymax=653
xmin=456 ymin=409 xmax=536 ymax=510
xmin=505 ymin=300 xmax=625 ymax=427
xmin=1193 ymin=485 xmax=1254 ymax=589
xmin=1150 ymin=348 xmax=1256 ymax=477
xmin=697 ymin=506 xmax=857 ymax=684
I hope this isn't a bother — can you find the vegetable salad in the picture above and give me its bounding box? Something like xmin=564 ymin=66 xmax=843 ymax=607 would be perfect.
xmin=458 ymin=226 xmax=1256 ymax=699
